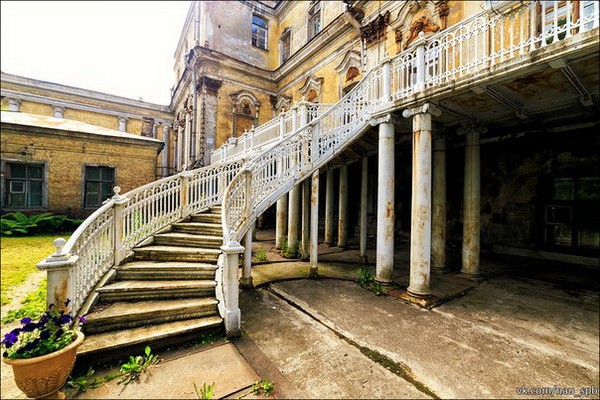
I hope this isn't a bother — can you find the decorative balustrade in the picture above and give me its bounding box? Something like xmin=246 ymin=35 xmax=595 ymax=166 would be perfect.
xmin=210 ymin=103 xmax=333 ymax=164
xmin=38 ymin=160 xmax=243 ymax=316
xmin=37 ymin=1 xmax=597 ymax=334
xmin=218 ymin=0 xmax=598 ymax=334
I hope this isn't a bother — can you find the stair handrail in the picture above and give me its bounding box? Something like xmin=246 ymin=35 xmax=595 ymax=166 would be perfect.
xmin=38 ymin=159 xmax=243 ymax=316
xmin=210 ymin=103 xmax=333 ymax=164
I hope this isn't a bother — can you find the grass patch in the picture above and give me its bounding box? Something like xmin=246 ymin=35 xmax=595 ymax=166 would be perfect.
xmin=1 ymin=279 xmax=47 ymax=325
xmin=1 ymin=235 xmax=65 ymax=305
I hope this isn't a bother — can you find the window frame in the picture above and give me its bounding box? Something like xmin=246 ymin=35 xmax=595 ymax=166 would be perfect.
xmin=252 ymin=14 xmax=269 ymax=50
xmin=83 ymin=165 xmax=116 ymax=209
xmin=307 ymin=1 xmax=322 ymax=42
xmin=280 ymin=28 xmax=291 ymax=65
xmin=1 ymin=160 xmax=48 ymax=210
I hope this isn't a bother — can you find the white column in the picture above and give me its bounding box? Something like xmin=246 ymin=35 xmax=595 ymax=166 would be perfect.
xmin=360 ymin=156 xmax=368 ymax=263
xmin=324 ymin=168 xmax=335 ymax=245
xmin=177 ymin=124 xmax=183 ymax=170
xmin=184 ymin=112 xmax=191 ymax=167
xmin=461 ymin=124 xmax=483 ymax=278
xmin=310 ymin=171 xmax=319 ymax=277
xmin=376 ymin=119 xmax=395 ymax=284
xmin=403 ymin=103 xmax=440 ymax=298
xmin=288 ymin=184 xmax=301 ymax=254
xmin=275 ymin=194 xmax=288 ymax=249
xmin=220 ymin=241 xmax=243 ymax=337
xmin=301 ymin=179 xmax=310 ymax=260
xmin=431 ymin=133 xmax=447 ymax=273
xmin=162 ymin=124 xmax=171 ymax=177
xmin=338 ymin=165 xmax=348 ymax=248
xmin=241 ymin=224 xmax=254 ymax=289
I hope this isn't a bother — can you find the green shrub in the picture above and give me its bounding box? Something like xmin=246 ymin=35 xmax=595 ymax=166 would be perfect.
xmin=356 ymin=267 xmax=375 ymax=286
xmin=255 ymin=248 xmax=267 ymax=262
xmin=0 ymin=212 xmax=82 ymax=236
xmin=1 ymin=281 xmax=46 ymax=325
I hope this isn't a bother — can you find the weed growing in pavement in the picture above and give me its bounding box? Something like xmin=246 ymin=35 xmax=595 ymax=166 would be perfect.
xmin=194 ymin=382 xmax=216 ymax=399
xmin=117 ymin=346 xmax=160 ymax=384
xmin=252 ymin=379 xmax=275 ymax=396
xmin=255 ymin=248 xmax=267 ymax=261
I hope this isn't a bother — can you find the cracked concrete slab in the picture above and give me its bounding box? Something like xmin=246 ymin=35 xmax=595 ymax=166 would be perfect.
xmin=264 ymin=279 xmax=599 ymax=399
xmin=240 ymin=288 xmax=430 ymax=399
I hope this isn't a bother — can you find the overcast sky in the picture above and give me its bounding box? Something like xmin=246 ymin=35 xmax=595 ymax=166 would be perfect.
xmin=1 ymin=1 xmax=191 ymax=105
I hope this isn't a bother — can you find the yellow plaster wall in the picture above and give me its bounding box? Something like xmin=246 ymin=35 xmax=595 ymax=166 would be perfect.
xmin=126 ymin=119 xmax=143 ymax=135
xmin=63 ymin=109 xmax=119 ymax=131
xmin=1 ymin=130 xmax=159 ymax=217
xmin=19 ymin=101 xmax=54 ymax=117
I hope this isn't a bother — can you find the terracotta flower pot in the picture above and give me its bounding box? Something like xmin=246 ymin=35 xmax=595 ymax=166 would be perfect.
xmin=3 ymin=331 xmax=84 ymax=399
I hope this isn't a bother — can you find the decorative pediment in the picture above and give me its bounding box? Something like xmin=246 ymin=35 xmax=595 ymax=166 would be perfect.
xmin=299 ymin=75 xmax=324 ymax=103
xmin=230 ymin=90 xmax=260 ymax=116
xmin=274 ymin=95 xmax=292 ymax=113
xmin=391 ymin=1 xmax=448 ymax=51
xmin=335 ymin=50 xmax=362 ymax=74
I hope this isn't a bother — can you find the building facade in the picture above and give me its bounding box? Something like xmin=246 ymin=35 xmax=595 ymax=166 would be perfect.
xmin=1 ymin=72 xmax=173 ymax=216
xmin=171 ymin=0 xmax=599 ymax=267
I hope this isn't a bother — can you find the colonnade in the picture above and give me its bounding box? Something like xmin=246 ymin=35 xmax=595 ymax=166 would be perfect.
xmin=242 ymin=104 xmax=483 ymax=300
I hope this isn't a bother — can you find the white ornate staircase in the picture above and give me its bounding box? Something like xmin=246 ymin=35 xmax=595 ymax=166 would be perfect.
xmin=36 ymin=1 xmax=598 ymax=360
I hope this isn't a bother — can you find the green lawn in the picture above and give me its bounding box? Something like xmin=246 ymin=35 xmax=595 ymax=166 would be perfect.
xmin=0 ymin=235 xmax=64 ymax=306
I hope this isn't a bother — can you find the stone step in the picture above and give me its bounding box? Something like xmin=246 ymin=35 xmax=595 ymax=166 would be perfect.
xmin=116 ymin=261 xmax=217 ymax=280
xmin=171 ymin=221 xmax=222 ymax=236
xmin=83 ymin=298 xmax=219 ymax=334
xmin=190 ymin=213 xmax=222 ymax=224
xmin=96 ymin=280 xmax=216 ymax=301
xmin=133 ymin=245 xmax=221 ymax=262
xmin=78 ymin=315 xmax=223 ymax=357
xmin=153 ymin=232 xmax=222 ymax=249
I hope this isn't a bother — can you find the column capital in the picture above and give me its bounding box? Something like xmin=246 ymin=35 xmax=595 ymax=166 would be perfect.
xmin=52 ymin=105 xmax=66 ymax=118
xmin=402 ymin=102 xmax=442 ymax=118
xmin=457 ymin=121 xmax=487 ymax=137
xmin=368 ymin=113 xmax=392 ymax=127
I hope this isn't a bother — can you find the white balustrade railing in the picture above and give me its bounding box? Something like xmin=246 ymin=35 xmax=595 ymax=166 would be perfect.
xmin=218 ymin=0 xmax=598 ymax=334
xmin=38 ymin=159 xmax=243 ymax=316
xmin=210 ymin=103 xmax=333 ymax=164
xmin=38 ymin=1 xmax=597 ymax=333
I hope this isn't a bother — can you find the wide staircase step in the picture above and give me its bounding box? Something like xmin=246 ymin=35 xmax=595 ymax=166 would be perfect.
xmin=171 ymin=222 xmax=222 ymax=235
xmin=116 ymin=261 xmax=217 ymax=280
xmin=96 ymin=280 xmax=216 ymax=301
xmin=79 ymin=206 xmax=225 ymax=364
xmin=78 ymin=316 xmax=223 ymax=357
xmin=190 ymin=213 xmax=222 ymax=224
xmin=133 ymin=245 xmax=221 ymax=262
xmin=153 ymin=232 xmax=222 ymax=249
xmin=83 ymin=298 xmax=219 ymax=334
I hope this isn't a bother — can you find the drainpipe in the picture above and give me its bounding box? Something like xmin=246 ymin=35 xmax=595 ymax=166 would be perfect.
xmin=344 ymin=4 xmax=366 ymax=73
xmin=185 ymin=50 xmax=198 ymax=166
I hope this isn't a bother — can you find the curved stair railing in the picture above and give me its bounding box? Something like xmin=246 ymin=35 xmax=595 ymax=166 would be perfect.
xmin=210 ymin=103 xmax=332 ymax=163
xmin=38 ymin=160 xmax=243 ymax=317
xmin=217 ymin=0 xmax=599 ymax=334
xmin=37 ymin=1 xmax=598 ymax=334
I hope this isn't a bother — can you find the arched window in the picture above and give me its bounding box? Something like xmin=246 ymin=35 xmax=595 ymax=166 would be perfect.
xmin=231 ymin=91 xmax=260 ymax=137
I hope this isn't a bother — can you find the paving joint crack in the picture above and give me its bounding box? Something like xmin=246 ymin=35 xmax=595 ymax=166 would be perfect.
xmin=265 ymin=284 xmax=439 ymax=399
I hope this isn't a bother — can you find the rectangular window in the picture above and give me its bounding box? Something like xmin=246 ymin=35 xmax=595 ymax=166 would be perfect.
xmin=252 ymin=15 xmax=268 ymax=50
xmin=307 ymin=2 xmax=321 ymax=41
xmin=280 ymin=29 xmax=291 ymax=64
xmin=84 ymin=166 xmax=115 ymax=207
xmin=5 ymin=163 xmax=44 ymax=208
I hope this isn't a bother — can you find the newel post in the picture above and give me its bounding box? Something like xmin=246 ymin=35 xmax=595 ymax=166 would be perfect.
xmin=180 ymin=170 xmax=193 ymax=219
xmin=414 ymin=32 xmax=427 ymax=91
xmin=37 ymin=238 xmax=78 ymax=312
xmin=112 ymin=186 xmax=129 ymax=265
xmin=220 ymin=240 xmax=244 ymax=337
xmin=279 ymin=108 xmax=286 ymax=139
xmin=382 ymin=53 xmax=391 ymax=103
